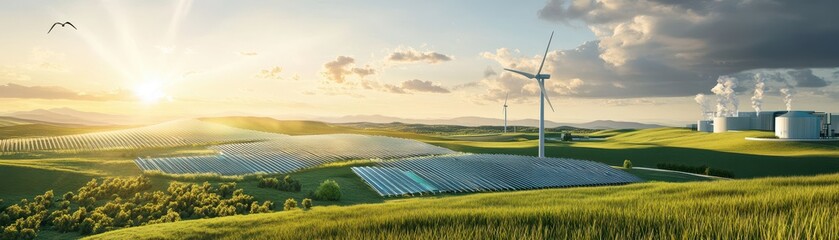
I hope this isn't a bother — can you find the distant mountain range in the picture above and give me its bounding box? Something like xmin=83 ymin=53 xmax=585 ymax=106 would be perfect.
xmin=4 ymin=108 xmax=149 ymax=126
xmin=2 ymin=108 xmax=667 ymax=129
xmin=320 ymin=115 xmax=666 ymax=129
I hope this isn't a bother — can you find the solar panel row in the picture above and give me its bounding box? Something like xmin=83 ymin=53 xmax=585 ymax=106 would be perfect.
xmin=352 ymin=154 xmax=642 ymax=197
xmin=0 ymin=119 xmax=283 ymax=154
xmin=134 ymin=134 xmax=456 ymax=175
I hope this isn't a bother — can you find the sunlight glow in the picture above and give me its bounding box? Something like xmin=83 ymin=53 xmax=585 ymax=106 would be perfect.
xmin=133 ymin=78 xmax=169 ymax=104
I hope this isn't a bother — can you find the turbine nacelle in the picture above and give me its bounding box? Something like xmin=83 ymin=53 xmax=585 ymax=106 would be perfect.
xmin=535 ymin=74 xmax=550 ymax=79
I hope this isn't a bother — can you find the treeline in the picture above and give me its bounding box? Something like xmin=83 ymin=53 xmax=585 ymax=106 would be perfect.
xmin=656 ymin=163 xmax=735 ymax=178
xmin=0 ymin=176 xmax=274 ymax=239
xmin=257 ymin=175 xmax=301 ymax=192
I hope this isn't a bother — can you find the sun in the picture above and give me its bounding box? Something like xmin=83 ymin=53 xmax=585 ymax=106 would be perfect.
xmin=133 ymin=80 xmax=168 ymax=104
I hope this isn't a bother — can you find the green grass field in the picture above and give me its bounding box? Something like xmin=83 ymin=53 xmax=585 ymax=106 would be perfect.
xmin=202 ymin=118 xmax=839 ymax=178
xmin=1 ymin=117 xmax=838 ymax=239
xmin=88 ymin=173 xmax=839 ymax=239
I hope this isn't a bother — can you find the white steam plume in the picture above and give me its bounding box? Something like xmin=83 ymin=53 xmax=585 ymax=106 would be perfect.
xmin=710 ymin=76 xmax=739 ymax=117
xmin=750 ymin=73 xmax=765 ymax=114
xmin=694 ymin=93 xmax=711 ymax=120
xmin=780 ymin=88 xmax=794 ymax=111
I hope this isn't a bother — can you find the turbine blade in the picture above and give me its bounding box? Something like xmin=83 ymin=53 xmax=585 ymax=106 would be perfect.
xmin=503 ymin=68 xmax=535 ymax=79
xmin=538 ymin=79 xmax=555 ymax=112
xmin=536 ymin=31 xmax=554 ymax=76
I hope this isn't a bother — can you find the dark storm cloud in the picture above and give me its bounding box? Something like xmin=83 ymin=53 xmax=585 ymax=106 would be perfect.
xmin=517 ymin=0 xmax=839 ymax=99
xmin=787 ymin=69 xmax=829 ymax=88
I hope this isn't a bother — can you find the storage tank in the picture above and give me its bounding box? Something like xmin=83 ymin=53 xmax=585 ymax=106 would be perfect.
xmin=697 ymin=120 xmax=713 ymax=132
xmin=713 ymin=116 xmax=751 ymax=133
xmin=774 ymin=111 xmax=821 ymax=139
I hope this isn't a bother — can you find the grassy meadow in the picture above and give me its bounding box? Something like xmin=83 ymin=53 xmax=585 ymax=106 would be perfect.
xmin=89 ymin=173 xmax=839 ymax=239
xmin=203 ymin=117 xmax=839 ymax=178
xmin=1 ymin=117 xmax=838 ymax=239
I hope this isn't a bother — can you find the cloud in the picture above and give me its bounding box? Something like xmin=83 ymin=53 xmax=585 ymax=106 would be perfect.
xmin=26 ymin=47 xmax=68 ymax=72
xmin=321 ymin=56 xmax=376 ymax=83
xmin=156 ymin=46 xmax=176 ymax=55
xmin=483 ymin=66 xmax=497 ymax=78
xmin=387 ymin=48 xmax=453 ymax=64
xmin=0 ymin=67 xmax=31 ymax=82
xmin=257 ymin=66 xmax=283 ymax=80
xmin=0 ymin=83 xmax=129 ymax=101
xmin=514 ymin=0 xmax=839 ymax=99
xmin=382 ymin=84 xmax=407 ymax=94
xmin=788 ymin=69 xmax=829 ymax=88
xmin=400 ymin=79 xmax=450 ymax=93
xmin=238 ymin=51 xmax=258 ymax=56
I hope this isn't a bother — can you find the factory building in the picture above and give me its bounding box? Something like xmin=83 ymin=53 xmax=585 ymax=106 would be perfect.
xmin=775 ymin=111 xmax=821 ymax=139
xmin=695 ymin=110 xmax=838 ymax=139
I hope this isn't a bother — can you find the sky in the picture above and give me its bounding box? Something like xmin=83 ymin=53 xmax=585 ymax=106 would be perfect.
xmin=1 ymin=0 xmax=838 ymax=125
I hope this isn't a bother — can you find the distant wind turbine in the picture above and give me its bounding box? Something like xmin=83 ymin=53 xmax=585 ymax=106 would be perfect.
xmin=503 ymin=31 xmax=555 ymax=158
xmin=503 ymin=92 xmax=509 ymax=133
xmin=48 ymin=22 xmax=77 ymax=34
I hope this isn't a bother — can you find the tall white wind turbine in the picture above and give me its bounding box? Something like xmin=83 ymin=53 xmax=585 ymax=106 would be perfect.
xmin=503 ymin=31 xmax=555 ymax=158
xmin=503 ymin=92 xmax=509 ymax=133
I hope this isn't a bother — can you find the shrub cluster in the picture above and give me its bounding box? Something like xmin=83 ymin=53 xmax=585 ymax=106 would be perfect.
xmin=656 ymin=163 xmax=735 ymax=178
xmin=0 ymin=176 xmax=273 ymax=239
xmin=623 ymin=159 xmax=633 ymax=169
xmin=257 ymin=175 xmax=301 ymax=192
xmin=312 ymin=180 xmax=341 ymax=201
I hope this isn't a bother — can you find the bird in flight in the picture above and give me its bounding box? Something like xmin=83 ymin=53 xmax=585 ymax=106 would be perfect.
xmin=47 ymin=22 xmax=77 ymax=34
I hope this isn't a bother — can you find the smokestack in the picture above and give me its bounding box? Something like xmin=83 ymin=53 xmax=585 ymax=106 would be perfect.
xmin=694 ymin=93 xmax=711 ymax=120
xmin=751 ymin=73 xmax=765 ymax=114
xmin=780 ymin=88 xmax=793 ymax=111
xmin=710 ymin=76 xmax=739 ymax=117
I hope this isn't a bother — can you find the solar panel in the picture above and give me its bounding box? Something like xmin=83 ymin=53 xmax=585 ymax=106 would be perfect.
xmin=352 ymin=153 xmax=642 ymax=197
xmin=134 ymin=134 xmax=456 ymax=175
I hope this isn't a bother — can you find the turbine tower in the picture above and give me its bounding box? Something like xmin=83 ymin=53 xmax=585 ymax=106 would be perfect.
xmin=503 ymin=92 xmax=509 ymax=133
xmin=503 ymin=31 xmax=555 ymax=158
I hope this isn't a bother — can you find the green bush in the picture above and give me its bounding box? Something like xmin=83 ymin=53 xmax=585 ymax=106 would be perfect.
xmin=257 ymin=175 xmax=301 ymax=192
xmin=283 ymin=199 xmax=297 ymax=211
xmin=0 ymin=176 xmax=272 ymax=238
xmin=623 ymin=159 xmax=633 ymax=169
xmin=313 ymin=180 xmax=341 ymax=201
xmin=301 ymin=198 xmax=312 ymax=210
xmin=62 ymin=192 xmax=74 ymax=202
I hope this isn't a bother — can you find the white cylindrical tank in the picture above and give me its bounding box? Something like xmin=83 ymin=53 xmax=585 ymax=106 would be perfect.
xmin=713 ymin=117 xmax=751 ymax=133
xmin=775 ymin=111 xmax=821 ymax=139
xmin=697 ymin=120 xmax=713 ymax=132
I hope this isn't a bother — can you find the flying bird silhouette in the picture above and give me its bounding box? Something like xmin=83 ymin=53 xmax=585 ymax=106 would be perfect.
xmin=47 ymin=22 xmax=77 ymax=34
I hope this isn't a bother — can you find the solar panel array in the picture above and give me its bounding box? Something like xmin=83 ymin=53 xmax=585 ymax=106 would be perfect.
xmin=352 ymin=154 xmax=642 ymax=197
xmin=0 ymin=119 xmax=284 ymax=154
xmin=134 ymin=134 xmax=456 ymax=175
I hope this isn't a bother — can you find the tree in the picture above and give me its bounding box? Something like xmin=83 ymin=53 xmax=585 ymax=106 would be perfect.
xmin=313 ymin=180 xmax=341 ymax=201
xmin=283 ymin=198 xmax=297 ymax=211
xmin=63 ymin=192 xmax=75 ymax=202
xmin=301 ymin=198 xmax=312 ymax=210
xmin=19 ymin=228 xmax=36 ymax=239
xmin=623 ymin=159 xmax=633 ymax=169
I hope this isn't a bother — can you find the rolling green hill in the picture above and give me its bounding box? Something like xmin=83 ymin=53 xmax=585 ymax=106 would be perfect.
xmin=88 ymin=173 xmax=839 ymax=239
xmin=202 ymin=117 xmax=839 ymax=178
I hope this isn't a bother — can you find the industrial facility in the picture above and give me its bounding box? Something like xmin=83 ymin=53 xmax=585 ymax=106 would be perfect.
xmin=695 ymin=111 xmax=838 ymax=140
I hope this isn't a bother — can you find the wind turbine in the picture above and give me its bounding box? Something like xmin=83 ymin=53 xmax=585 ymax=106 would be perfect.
xmin=503 ymin=31 xmax=555 ymax=158
xmin=503 ymin=92 xmax=509 ymax=133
